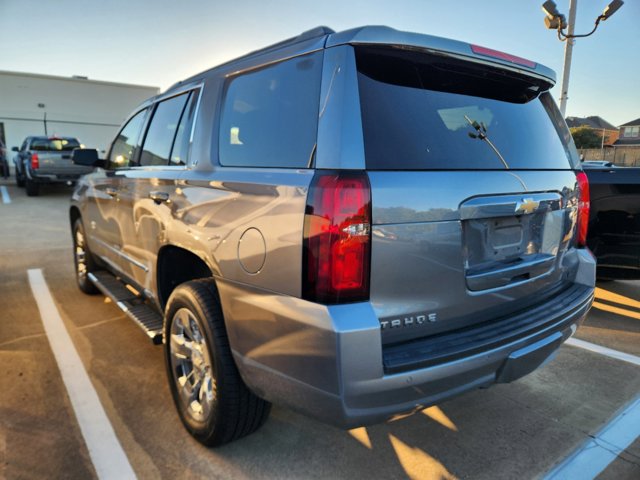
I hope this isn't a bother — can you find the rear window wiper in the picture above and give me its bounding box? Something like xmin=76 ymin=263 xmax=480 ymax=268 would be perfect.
xmin=465 ymin=115 xmax=510 ymax=169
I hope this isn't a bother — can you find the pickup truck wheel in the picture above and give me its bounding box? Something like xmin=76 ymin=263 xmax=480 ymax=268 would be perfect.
xmin=25 ymin=178 xmax=39 ymax=196
xmin=16 ymin=171 xmax=25 ymax=187
xmin=165 ymin=279 xmax=271 ymax=446
xmin=72 ymin=219 xmax=99 ymax=294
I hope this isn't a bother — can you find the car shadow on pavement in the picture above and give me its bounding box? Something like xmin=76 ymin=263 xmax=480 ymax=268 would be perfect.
xmin=580 ymin=280 xmax=640 ymax=355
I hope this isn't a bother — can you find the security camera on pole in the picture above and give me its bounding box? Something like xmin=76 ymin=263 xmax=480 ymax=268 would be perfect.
xmin=541 ymin=0 xmax=624 ymax=116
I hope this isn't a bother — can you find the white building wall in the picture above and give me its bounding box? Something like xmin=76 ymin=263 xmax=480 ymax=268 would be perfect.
xmin=0 ymin=71 xmax=159 ymax=154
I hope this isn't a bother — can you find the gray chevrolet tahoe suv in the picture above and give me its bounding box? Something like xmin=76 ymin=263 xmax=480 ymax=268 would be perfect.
xmin=70 ymin=26 xmax=595 ymax=446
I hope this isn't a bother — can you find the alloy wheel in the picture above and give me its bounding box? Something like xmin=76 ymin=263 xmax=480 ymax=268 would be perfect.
xmin=75 ymin=228 xmax=88 ymax=280
xmin=169 ymin=308 xmax=216 ymax=422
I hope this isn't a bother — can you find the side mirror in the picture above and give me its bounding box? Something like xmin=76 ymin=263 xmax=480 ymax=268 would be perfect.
xmin=72 ymin=148 xmax=106 ymax=168
xmin=12 ymin=146 xmax=19 ymax=152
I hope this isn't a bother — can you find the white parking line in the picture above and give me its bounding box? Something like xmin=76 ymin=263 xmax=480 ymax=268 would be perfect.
xmin=565 ymin=337 xmax=640 ymax=367
xmin=544 ymin=337 xmax=640 ymax=479
xmin=28 ymin=269 xmax=136 ymax=480
xmin=544 ymin=394 xmax=640 ymax=480
xmin=0 ymin=185 xmax=10 ymax=204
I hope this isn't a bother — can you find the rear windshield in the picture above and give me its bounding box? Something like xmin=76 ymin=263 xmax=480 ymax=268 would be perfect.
xmin=355 ymin=46 xmax=580 ymax=170
xmin=30 ymin=138 xmax=80 ymax=151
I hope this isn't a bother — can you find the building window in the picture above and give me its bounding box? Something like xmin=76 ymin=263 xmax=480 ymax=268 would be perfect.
xmin=623 ymin=126 xmax=639 ymax=138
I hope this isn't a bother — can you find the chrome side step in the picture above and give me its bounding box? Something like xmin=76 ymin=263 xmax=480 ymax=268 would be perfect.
xmin=88 ymin=271 xmax=163 ymax=345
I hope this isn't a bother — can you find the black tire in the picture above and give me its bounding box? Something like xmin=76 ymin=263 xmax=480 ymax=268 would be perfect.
xmin=164 ymin=279 xmax=271 ymax=447
xmin=25 ymin=178 xmax=39 ymax=196
xmin=72 ymin=219 xmax=100 ymax=294
xmin=0 ymin=159 xmax=9 ymax=179
xmin=16 ymin=170 xmax=25 ymax=187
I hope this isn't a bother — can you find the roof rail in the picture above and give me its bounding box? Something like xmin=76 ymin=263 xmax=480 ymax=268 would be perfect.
xmin=298 ymin=26 xmax=336 ymax=41
xmin=167 ymin=26 xmax=334 ymax=92
xmin=227 ymin=25 xmax=335 ymax=65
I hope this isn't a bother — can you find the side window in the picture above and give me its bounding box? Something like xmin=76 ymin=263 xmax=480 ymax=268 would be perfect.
xmin=170 ymin=90 xmax=200 ymax=166
xmin=140 ymin=92 xmax=190 ymax=167
xmin=218 ymin=51 xmax=322 ymax=168
xmin=109 ymin=109 xmax=147 ymax=169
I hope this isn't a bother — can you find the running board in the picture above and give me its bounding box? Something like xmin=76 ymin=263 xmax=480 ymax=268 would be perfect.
xmin=88 ymin=271 xmax=163 ymax=345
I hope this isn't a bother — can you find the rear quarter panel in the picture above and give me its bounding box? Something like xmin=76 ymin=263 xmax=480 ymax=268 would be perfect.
xmin=176 ymin=168 xmax=313 ymax=297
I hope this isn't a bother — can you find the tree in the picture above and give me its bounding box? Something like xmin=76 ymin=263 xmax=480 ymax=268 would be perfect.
xmin=570 ymin=126 xmax=603 ymax=149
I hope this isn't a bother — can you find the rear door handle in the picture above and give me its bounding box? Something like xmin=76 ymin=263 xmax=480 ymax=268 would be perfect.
xmin=149 ymin=191 xmax=170 ymax=204
xmin=104 ymin=186 xmax=118 ymax=197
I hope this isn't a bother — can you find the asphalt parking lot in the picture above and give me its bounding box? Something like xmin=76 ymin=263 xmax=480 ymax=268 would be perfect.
xmin=1 ymin=179 xmax=639 ymax=480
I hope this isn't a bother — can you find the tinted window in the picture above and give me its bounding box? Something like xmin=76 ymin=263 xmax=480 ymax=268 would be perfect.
xmin=140 ymin=92 xmax=190 ymax=166
xmin=356 ymin=47 xmax=580 ymax=170
xmin=170 ymin=90 xmax=199 ymax=166
xmin=109 ymin=109 xmax=147 ymax=168
xmin=219 ymin=51 xmax=322 ymax=168
xmin=30 ymin=138 xmax=80 ymax=151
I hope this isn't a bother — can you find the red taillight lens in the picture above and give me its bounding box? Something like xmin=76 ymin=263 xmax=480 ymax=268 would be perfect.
xmin=576 ymin=171 xmax=590 ymax=247
xmin=303 ymin=171 xmax=371 ymax=304
xmin=31 ymin=153 xmax=39 ymax=169
xmin=470 ymin=44 xmax=537 ymax=69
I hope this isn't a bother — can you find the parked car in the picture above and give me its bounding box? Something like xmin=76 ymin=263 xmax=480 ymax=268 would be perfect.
xmin=582 ymin=160 xmax=616 ymax=168
xmin=70 ymin=25 xmax=595 ymax=446
xmin=12 ymin=136 xmax=92 ymax=196
xmin=582 ymin=162 xmax=640 ymax=279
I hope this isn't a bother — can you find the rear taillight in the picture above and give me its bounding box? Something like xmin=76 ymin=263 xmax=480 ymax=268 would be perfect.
xmin=31 ymin=153 xmax=39 ymax=169
xmin=470 ymin=44 xmax=537 ymax=69
xmin=576 ymin=171 xmax=590 ymax=247
xmin=303 ymin=171 xmax=371 ymax=304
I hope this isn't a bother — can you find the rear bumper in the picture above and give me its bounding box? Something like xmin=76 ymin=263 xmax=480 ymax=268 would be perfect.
xmin=382 ymin=283 xmax=590 ymax=374
xmin=28 ymin=169 xmax=90 ymax=184
xmin=223 ymin=249 xmax=595 ymax=429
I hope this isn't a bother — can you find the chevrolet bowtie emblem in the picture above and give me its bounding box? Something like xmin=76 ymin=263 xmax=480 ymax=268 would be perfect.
xmin=515 ymin=198 xmax=539 ymax=214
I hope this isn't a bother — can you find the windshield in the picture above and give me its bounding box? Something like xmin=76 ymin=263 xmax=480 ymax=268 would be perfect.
xmin=355 ymin=46 xmax=580 ymax=170
xmin=31 ymin=138 xmax=81 ymax=151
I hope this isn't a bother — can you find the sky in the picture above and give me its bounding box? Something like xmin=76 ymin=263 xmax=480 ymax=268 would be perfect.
xmin=1 ymin=0 xmax=638 ymax=126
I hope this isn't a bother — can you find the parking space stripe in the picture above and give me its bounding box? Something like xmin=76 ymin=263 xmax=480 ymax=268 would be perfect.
xmin=27 ymin=269 xmax=136 ymax=480
xmin=1 ymin=185 xmax=10 ymax=204
xmin=565 ymin=337 xmax=640 ymax=367
xmin=544 ymin=394 xmax=640 ymax=480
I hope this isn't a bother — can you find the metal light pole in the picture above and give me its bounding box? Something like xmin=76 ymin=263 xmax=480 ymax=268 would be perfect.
xmin=558 ymin=0 xmax=577 ymax=116
xmin=542 ymin=0 xmax=624 ymax=117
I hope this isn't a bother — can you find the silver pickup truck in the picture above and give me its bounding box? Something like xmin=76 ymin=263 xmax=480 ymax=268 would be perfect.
xmin=13 ymin=136 xmax=93 ymax=196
